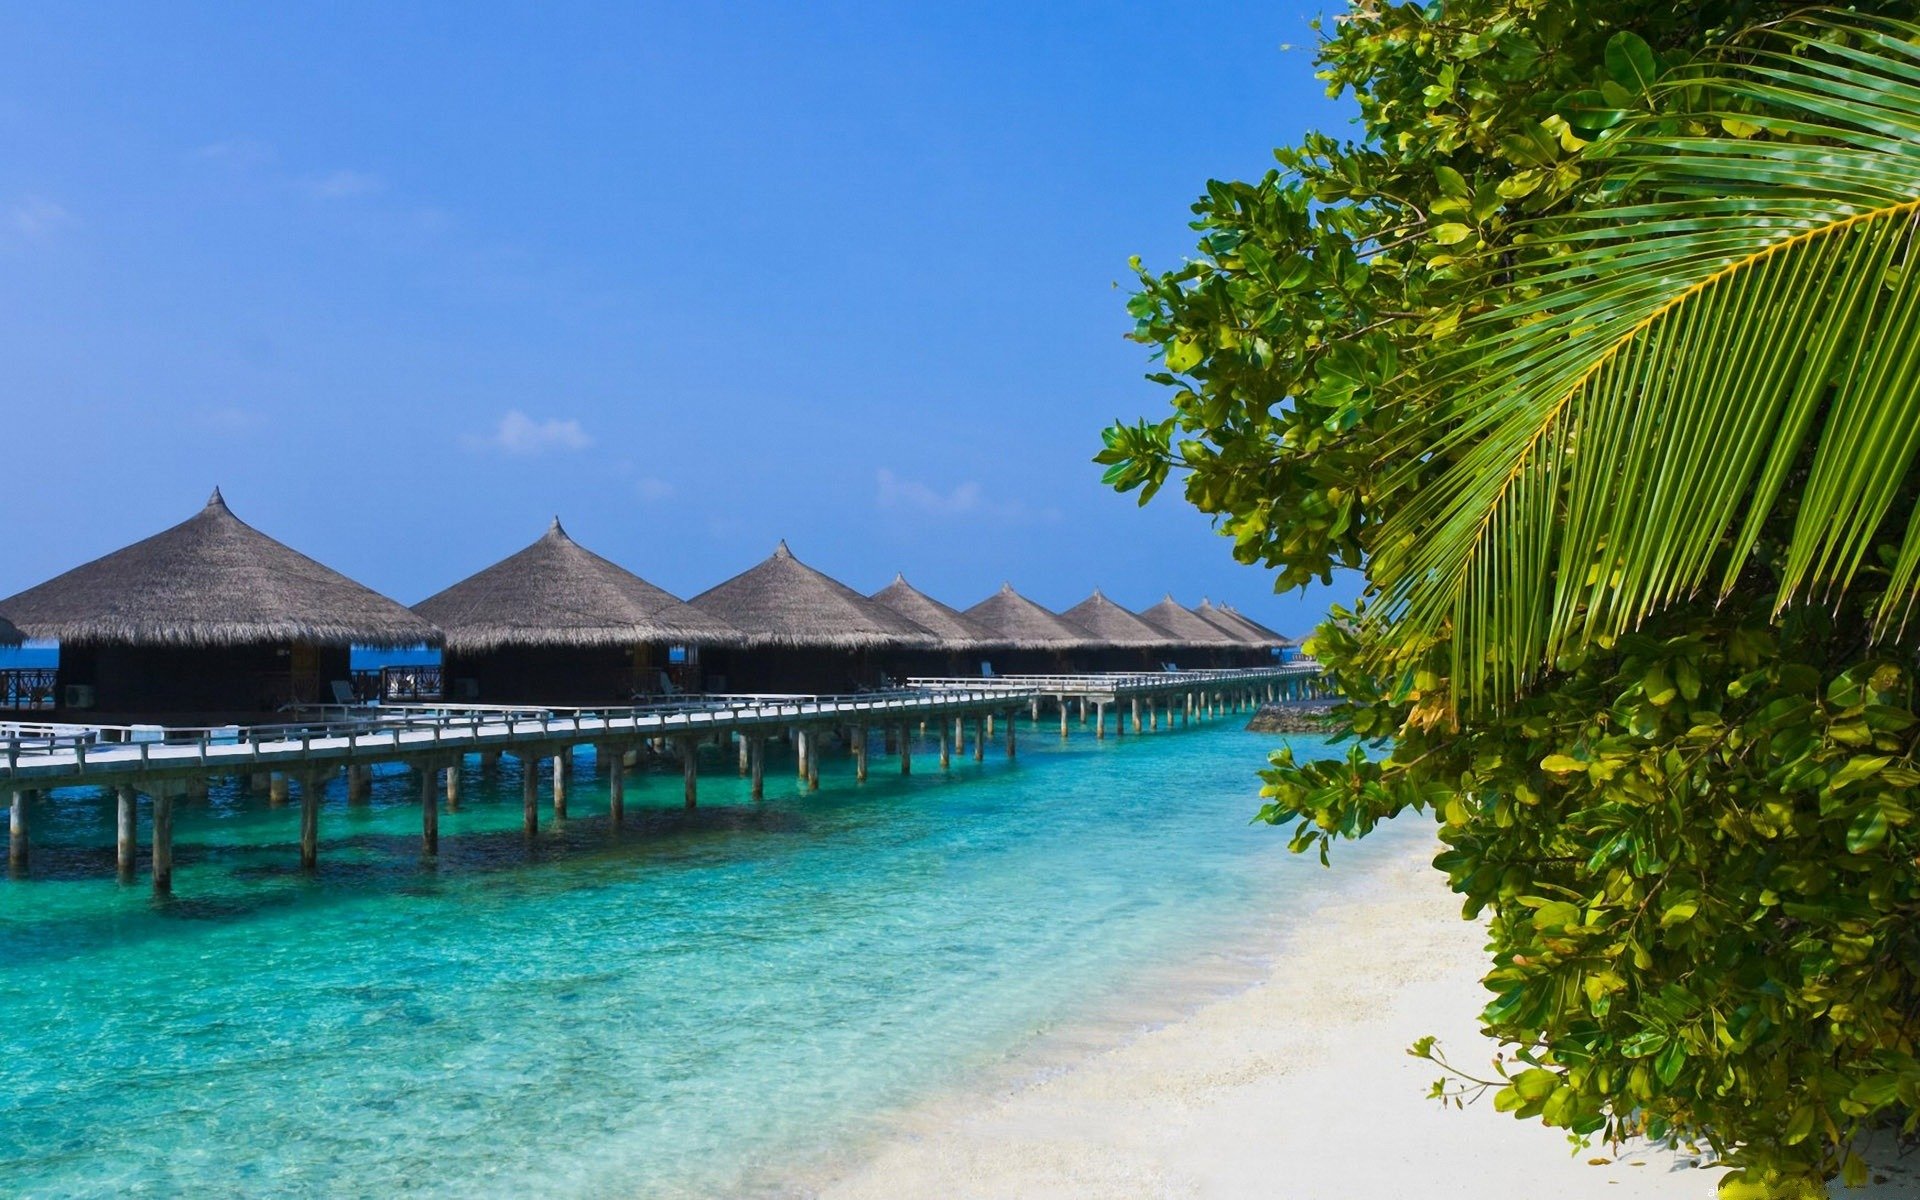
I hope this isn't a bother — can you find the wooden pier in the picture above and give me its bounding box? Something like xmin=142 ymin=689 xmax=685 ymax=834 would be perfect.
xmin=2 ymin=666 xmax=1318 ymax=895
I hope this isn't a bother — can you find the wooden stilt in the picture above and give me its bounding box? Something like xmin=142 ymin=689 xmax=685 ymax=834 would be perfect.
xmin=806 ymin=729 xmax=821 ymax=791
xmin=973 ymin=717 xmax=985 ymax=762
xmin=738 ymin=734 xmax=750 ymax=776
xmin=1131 ymin=697 xmax=1142 ymax=734
xmin=681 ymin=739 xmax=698 ymax=808
xmin=1030 ymin=698 xmax=1040 ymax=723
xmin=117 ymin=786 xmax=136 ymax=879
xmin=445 ymin=760 xmax=461 ymax=811
xmin=1005 ymin=713 xmax=1016 ymax=759
xmin=347 ymin=764 xmax=370 ymax=803
xmin=796 ymin=728 xmax=811 ymax=784
xmin=853 ymin=725 xmax=869 ymax=783
xmin=553 ymin=752 xmax=567 ymax=820
xmin=1079 ymin=696 xmax=1088 ymax=725
xmin=985 ymin=713 xmax=995 ymax=739
xmin=421 ymin=764 xmax=439 ymax=856
xmin=152 ymin=788 xmax=175 ymax=897
xmin=609 ymin=753 xmax=626 ymax=826
xmin=953 ymin=716 xmax=965 ymax=759
xmin=523 ymin=761 xmax=539 ymax=836
xmin=300 ymin=771 xmax=322 ymax=870
xmin=269 ymin=772 xmax=288 ymax=807
xmin=480 ymin=749 xmax=501 ymax=773
xmin=750 ymin=735 xmax=766 ymax=800
xmin=1059 ymin=699 xmax=1068 ymax=738
xmin=1095 ymin=702 xmax=1106 ymax=739
xmin=938 ymin=724 xmax=951 ymax=769
xmin=8 ymin=789 xmax=27 ymax=871
xmin=899 ymin=724 xmax=912 ymax=775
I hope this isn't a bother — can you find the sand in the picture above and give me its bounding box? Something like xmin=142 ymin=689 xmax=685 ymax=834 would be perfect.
xmin=812 ymin=840 xmax=1918 ymax=1200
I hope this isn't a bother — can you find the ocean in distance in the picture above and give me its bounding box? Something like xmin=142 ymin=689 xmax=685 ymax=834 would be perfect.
xmin=0 ymin=716 xmax=1410 ymax=1197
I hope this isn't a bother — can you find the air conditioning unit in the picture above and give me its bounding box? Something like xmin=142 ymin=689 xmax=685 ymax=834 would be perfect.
xmin=63 ymin=684 xmax=96 ymax=710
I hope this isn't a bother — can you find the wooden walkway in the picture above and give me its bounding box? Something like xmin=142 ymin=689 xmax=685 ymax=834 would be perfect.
xmin=2 ymin=666 xmax=1318 ymax=894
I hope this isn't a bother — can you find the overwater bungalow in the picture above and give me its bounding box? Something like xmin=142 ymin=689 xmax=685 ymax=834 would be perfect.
xmin=1137 ymin=595 xmax=1244 ymax=668
xmin=0 ymin=616 xmax=20 ymax=647
xmin=1218 ymin=604 xmax=1299 ymax=659
xmin=869 ymin=574 xmax=1004 ymax=680
xmin=1059 ymin=590 xmax=1180 ymax=673
xmin=412 ymin=519 xmax=745 ymax=706
xmin=689 ymin=542 xmax=939 ymax=694
xmin=0 ymin=489 xmax=437 ymax=724
xmin=1194 ymin=600 xmax=1284 ymax=666
xmin=962 ymin=584 xmax=1099 ymax=675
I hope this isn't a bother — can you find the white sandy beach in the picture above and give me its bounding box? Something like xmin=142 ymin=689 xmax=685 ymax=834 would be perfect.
xmin=814 ymin=840 xmax=1917 ymax=1200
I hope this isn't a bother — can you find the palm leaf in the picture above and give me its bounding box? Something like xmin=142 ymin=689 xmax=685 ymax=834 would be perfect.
xmin=1369 ymin=14 xmax=1920 ymax=705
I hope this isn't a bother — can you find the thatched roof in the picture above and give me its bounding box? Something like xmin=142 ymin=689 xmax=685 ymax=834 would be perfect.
xmin=0 ymin=489 xmax=439 ymax=648
xmin=962 ymin=584 xmax=1098 ymax=650
xmin=1137 ymin=595 xmax=1241 ymax=648
xmin=1060 ymin=590 xmax=1179 ymax=648
xmin=414 ymin=518 xmax=745 ymax=652
xmin=1194 ymin=599 xmax=1286 ymax=650
xmin=1220 ymin=603 xmax=1297 ymax=647
xmin=0 ymin=616 xmax=20 ymax=647
xmin=870 ymin=574 xmax=1003 ymax=650
xmin=689 ymin=541 xmax=940 ymax=650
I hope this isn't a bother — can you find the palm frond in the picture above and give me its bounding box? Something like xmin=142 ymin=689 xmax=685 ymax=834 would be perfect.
xmin=1370 ymin=14 xmax=1920 ymax=704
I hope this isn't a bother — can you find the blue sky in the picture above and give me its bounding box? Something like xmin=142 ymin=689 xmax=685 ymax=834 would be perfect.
xmin=0 ymin=2 xmax=1355 ymax=633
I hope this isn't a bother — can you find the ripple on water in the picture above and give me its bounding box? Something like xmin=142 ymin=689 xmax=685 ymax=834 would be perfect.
xmin=0 ymin=724 xmax=1407 ymax=1198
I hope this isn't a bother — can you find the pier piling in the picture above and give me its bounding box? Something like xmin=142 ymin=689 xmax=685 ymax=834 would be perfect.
xmin=116 ymin=786 xmax=135 ymax=879
xmin=300 ymin=771 xmax=322 ymax=870
xmin=680 ymin=739 xmax=698 ymax=808
xmin=8 ymin=789 xmax=27 ymax=871
xmin=523 ymin=763 xmax=539 ymax=837
xmin=152 ymin=788 xmax=174 ymax=897
xmin=609 ymin=754 xmax=625 ymax=826
xmin=421 ymin=766 xmax=439 ymax=857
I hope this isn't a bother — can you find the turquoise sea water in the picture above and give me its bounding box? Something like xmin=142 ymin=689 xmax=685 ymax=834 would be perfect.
xmin=0 ymin=719 xmax=1409 ymax=1197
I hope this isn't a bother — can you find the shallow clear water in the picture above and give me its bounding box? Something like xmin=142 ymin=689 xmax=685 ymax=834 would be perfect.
xmin=0 ymin=718 xmax=1407 ymax=1197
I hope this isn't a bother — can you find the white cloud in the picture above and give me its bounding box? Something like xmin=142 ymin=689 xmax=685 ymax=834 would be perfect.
xmin=635 ymin=477 xmax=676 ymax=502
xmin=875 ymin=468 xmax=1059 ymax=522
xmin=8 ymin=197 xmax=75 ymax=239
xmin=462 ymin=411 xmax=592 ymax=456
xmin=304 ymin=169 xmax=384 ymax=199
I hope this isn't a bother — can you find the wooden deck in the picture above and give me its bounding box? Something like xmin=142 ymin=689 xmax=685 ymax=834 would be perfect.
xmin=2 ymin=666 xmax=1321 ymax=894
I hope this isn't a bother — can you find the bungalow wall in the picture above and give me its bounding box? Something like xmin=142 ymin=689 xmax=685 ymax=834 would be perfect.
xmin=56 ymin=640 xmax=350 ymax=724
xmin=700 ymin=646 xmax=885 ymax=695
xmin=443 ymin=644 xmax=666 ymax=707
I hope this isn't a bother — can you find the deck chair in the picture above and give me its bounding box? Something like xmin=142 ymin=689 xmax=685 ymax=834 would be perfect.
xmin=329 ymin=680 xmax=357 ymax=706
xmin=980 ymin=661 xmax=996 ymax=678
xmin=657 ymin=670 xmax=681 ymax=696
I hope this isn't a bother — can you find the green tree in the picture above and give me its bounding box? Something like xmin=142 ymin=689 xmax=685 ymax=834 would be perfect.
xmin=1102 ymin=6 xmax=1920 ymax=1194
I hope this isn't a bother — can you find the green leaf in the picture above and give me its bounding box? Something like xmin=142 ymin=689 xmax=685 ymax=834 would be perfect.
xmin=1605 ymin=32 xmax=1659 ymax=94
xmin=1431 ymin=222 xmax=1474 ymax=245
xmin=1847 ymin=805 xmax=1890 ymax=854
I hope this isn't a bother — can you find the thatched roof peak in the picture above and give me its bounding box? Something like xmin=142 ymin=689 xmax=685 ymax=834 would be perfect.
xmin=1221 ymin=603 xmax=1296 ymax=647
xmin=870 ymin=575 xmax=1003 ymax=650
xmin=0 ymin=490 xmax=439 ymax=648
xmin=414 ymin=521 xmax=744 ymax=652
xmin=1061 ymin=590 xmax=1179 ymax=648
xmin=963 ymin=584 xmax=1096 ymax=650
xmin=1193 ymin=599 xmax=1284 ymax=649
xmin=1138 ymin=596 xmax=1240 ymax=647
xmin=690 ymin=543 xmax=939 ymax=650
